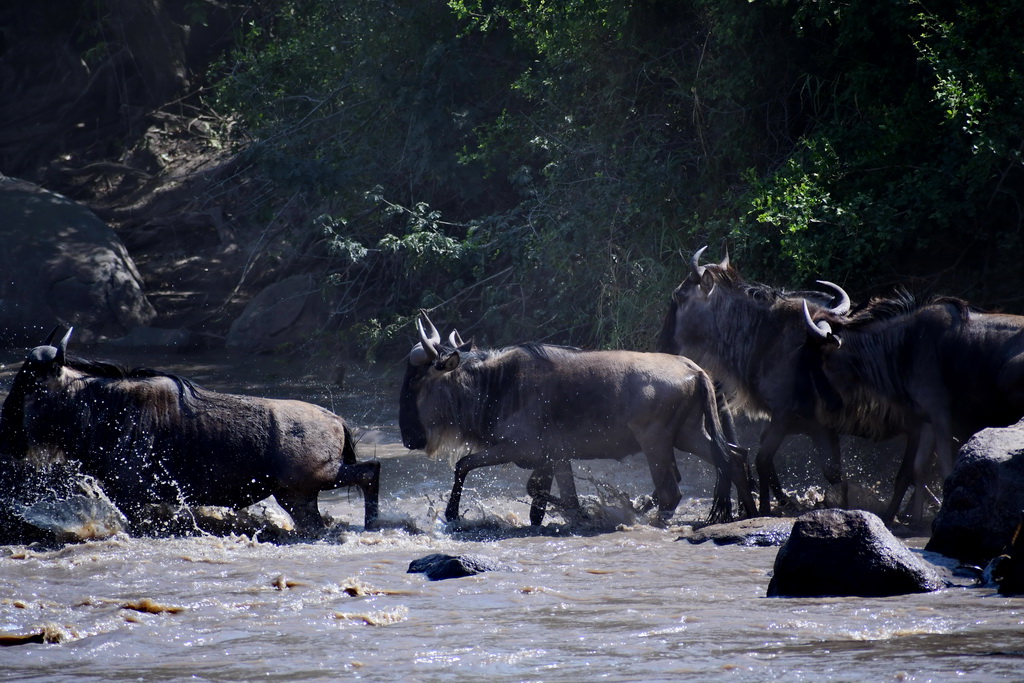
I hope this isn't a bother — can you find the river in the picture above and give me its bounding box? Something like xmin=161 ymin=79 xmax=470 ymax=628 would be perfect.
xmin=0 ymin=347 xmax=1021 ymax=681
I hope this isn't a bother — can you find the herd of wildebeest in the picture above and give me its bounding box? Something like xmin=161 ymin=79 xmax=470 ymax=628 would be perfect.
xmin=1 ymin=247 xmax=1022 ymax=542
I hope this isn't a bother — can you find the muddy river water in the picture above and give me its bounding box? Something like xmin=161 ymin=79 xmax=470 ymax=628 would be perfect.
xmin=0 ymin=348 xmax=1021 ymax=681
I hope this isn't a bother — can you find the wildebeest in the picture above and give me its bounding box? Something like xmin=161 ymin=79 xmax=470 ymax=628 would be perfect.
xmin=400 ymin=312 xmax=754 ymax=526
xmin=0 ymin=328 xmax=380 ymax=536
xmin=803 ymin=289 xmax=1024 ymax=523
xmin=658 ymin=247 xmax=860 ymax=515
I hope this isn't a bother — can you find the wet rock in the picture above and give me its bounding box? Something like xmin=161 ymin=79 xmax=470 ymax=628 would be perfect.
xmin=138 ymin=498 xmax=296 ymax=541
xmin=0 ymin=178 xmax=155 ymax=345
xmin=407 ymin=553 xmax=516 ymax=581
xmin=926 ymin=422 xmax=1024 ymax=564
xmin=20 ymin=494 xmax=128 ymax=542
xmin=767 ymin=509 xmax=947 ymax=598
xmin=679 ymin=517 xmax=794 ymax=547
xmin=226 ymin=273 xmax=328 ymax=353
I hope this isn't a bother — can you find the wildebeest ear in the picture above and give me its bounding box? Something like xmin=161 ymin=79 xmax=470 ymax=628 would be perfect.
xmin=438 ymin=351 xmax=461 ymax=373
xmin=699 ymin=269 xmax=716 ymax=297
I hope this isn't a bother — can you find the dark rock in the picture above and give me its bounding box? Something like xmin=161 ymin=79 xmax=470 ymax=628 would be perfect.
xmin=0 ymin=178 xmax=155 ymax=345
xmin=407 ymin=553 xmax=516 ymax=581
xmin=226 ymin=273 xmax=328 ymax=353
xmin=680 ymin=517 xmax=794 ymax=547
xmin=926 ymin=423 xmax=1024 ymax=564
xmin=767 ymin=509 xmax=947 ymax=597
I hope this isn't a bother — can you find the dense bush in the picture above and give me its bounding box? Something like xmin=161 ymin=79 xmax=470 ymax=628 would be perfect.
xmin=211 ymin=0 xmax=1023 ymax=355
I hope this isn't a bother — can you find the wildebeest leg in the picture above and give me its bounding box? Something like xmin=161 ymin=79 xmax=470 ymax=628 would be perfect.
xmin=755 ymin=420 xmax=791 ymax=516
xmin=715 ymin=383 xmax=739 ymax=445
xmin=552 ymin=460 xmax=579 ymax=512
xmin=275 ymin=491 xmax=325 ymax=533
xmin=526 ymin=463 xmax=555 ymax=526
xmin=336 ymin=460 xmax=381 ymax=528
xmin=809 ymin=427 xmax=845 ymax=507
xmin=635 ymin=431 xmax=683 ymax=522
xmin=525 ymin=461 xmax=580 ymax=525
xmin=882 ymin=430 xmax=924 ymax=525
xmin=445 ymin=447 xmax=519 ymax=522
xmin=910 ymin=425 xmax=942 ymax=528
xmin=674 ymin=431 xmax=742 ymax=524
xmin=726 ymin=444 xmax=756 ymax=519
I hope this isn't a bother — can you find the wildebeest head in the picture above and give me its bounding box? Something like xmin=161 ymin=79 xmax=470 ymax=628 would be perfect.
xmin=657 ymin=246 xmax=735 ymax=357
xmin=398 ymin=312 xmax=472 ymax=450
xmin=0 ymin=326 xmax=73 ymax=459
xmin=659 ymin=246 xmax=851 ymax=359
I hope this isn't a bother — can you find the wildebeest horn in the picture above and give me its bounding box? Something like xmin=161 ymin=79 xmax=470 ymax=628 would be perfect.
xmin=816 ymin=280 xmax=851 ymax=316
xmin=43 ymin=325 xmax=61 ymax=346
xmin=419 ymin=311 xmax=441 ymax=346
xmin=690 ymin=246 xmax=708 ymax=280
xmin=802 ymin=301 xmax=840 ymax=346
xmin=410 ymin=312 xmax=442 ymax=366
xmin=55 ymin=327 xmax=73 ymax=365
xmin=448 ymin=330 xmax=465 ymax=348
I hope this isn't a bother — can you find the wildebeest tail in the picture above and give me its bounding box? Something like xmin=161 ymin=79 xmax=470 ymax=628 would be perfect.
xmin=696 ymin=369 xmax=754 ymax=519
xmin=696 ymin=371 xmax=734 ymax=465
xmin=342 ymin=423 xmax=357 ymax=464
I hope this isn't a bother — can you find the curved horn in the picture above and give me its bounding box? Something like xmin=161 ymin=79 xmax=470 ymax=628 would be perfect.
xmin=55 ymin=327 xmax=73 ymax=366
xmin=412 ymin=319 xmax=439 ymax=366
xmin=448 ymin=330 xmax=465 ymax=348
xmin=690 ymin=246 xmax=708 ymax=280
xmin=418 ymin=311 xmax=441 ymax=347
xmin=43 ymin=325 xmax=60 ymax=346
xmin=816 ymin=280 xmax=851 ymax=316
xmin=802 ymin=301 xmax=840 ymax=346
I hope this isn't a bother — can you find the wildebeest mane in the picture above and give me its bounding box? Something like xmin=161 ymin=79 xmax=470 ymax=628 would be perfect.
xmin=839 ymin=288 xmax=974 ymax=327
xmin=705 ymin=264 xmax=838 ymax=308
xmin=63 ymin=354 xmax=205 ymax=401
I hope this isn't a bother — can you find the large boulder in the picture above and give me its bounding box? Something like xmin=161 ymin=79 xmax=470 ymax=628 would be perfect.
xmin=926 ymin=422 xmax=1024 ymax=564
xmin=226 ymin=273 xmax=329 ymax=353
xmin=767 ymin=509 xmax=947 ymax=597
xmin=0 ymin=178 xmax=155 ymax=345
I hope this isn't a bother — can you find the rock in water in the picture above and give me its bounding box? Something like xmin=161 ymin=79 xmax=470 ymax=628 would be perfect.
xmin=927 ymin=421 xmax=1024 ymax=564
xmin=680 ymin=517 xmax=794 ymax=547
xmin=767 ymin=509 xmax=947 ymax=597
xmin=407 ymin=553 xmax=517 ymax=581
xmin=21 ymin=495 xmax=128 ymax=542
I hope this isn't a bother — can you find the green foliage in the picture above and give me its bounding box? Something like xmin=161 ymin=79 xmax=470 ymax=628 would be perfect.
xmin=211 ymin=0 xmax=1024 ymax=355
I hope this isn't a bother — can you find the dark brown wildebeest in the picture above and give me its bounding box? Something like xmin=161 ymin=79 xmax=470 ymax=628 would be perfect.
xmin=802 ymin=288 xmax=1024 ymax=524
xmin=658 ymin=247 xmax=864 ymax=516
xmin=399 ymin=312 xmax=754 ymax=526
xmin=0 ymin=328 xmax=380 ymax=535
